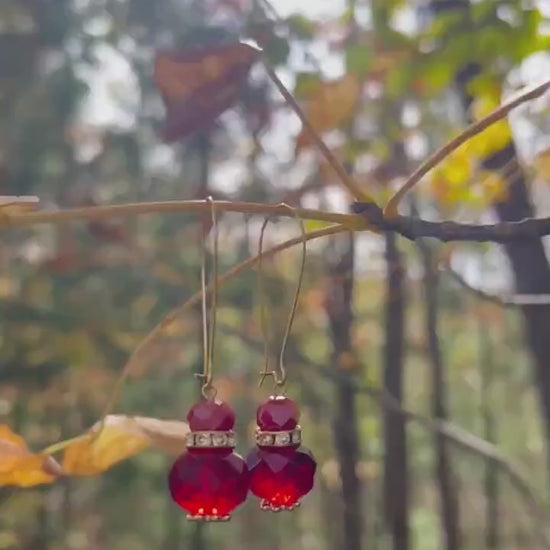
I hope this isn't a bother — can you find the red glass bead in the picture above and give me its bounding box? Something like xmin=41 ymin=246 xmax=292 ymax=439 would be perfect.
xmin=187 ymin=398 xmax=235 ymax=431
xmin=169 ymin=448 xmax=249 ymax=519
xmin=247 ymin=446 xmax=316 ymax=510
xmin=257 ymin=396 xmax=299 ymax=431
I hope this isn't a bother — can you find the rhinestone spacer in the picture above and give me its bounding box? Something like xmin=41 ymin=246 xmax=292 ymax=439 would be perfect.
xmin=260 ymin=499 xmax=301 ymax=512
xmin=186 ymin=513 xmax=231 ymax=522
xmin=186 ymin=430 xmax=236 ymax=448
xmin=255 ymin=426 xmax=302 ymax=447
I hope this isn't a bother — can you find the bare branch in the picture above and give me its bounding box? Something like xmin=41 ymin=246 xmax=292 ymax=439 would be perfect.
xmin=445 ymin=265 xmax=550 ymax=307
xmin=0 ymin=199 xmax=363 ymax=230
xmin=2 ymin=197 xmax=550 ymax=242
xmin=383 ymin=79 xmax=550 ymax=218
xmin=354 ymin=202 xmax=550 ymax=242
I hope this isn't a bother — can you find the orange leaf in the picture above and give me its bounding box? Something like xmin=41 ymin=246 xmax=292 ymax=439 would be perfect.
xmin=295 ymin=74 xmax=361 ymax=154
xmin=0 ymin=425 xmax=60 ymax=487
xmin=154 ymin=41 xmax=261 ymax=142
xmin=62 ymin=415 xmax=189 ymax=476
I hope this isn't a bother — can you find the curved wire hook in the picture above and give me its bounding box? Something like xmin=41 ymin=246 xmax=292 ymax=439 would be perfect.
xmin=257 ymin=204 xmax=307 ymax=393
xmin=197 ymin=196 xmax=218 ymax=399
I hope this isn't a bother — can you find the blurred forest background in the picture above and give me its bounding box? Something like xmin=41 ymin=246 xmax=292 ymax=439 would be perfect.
xmin=1 ymin=0 xmax=550 ymax=549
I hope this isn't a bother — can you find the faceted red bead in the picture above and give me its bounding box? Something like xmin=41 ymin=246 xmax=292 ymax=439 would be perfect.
xmin=247 ymin=447 xmax=316 ymax=509
xmin=168 ymin=448 xmax=249 ymax=518
xmin=257 ymin=396 xmax=299 ymax=431
xmin=187 ymin=398 xmax=235 ymax=431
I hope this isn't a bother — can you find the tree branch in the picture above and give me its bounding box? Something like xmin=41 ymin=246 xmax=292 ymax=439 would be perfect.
xmin=383 ymin=79 xmax=550 ymax=218
xmin=0 ymin=199 xmax=364 ymax=230
xmin=445 ymin=265 xmax=550 ymax=307
xmin=3 ymin=197 xmax=550 ymax=242
xmin=353 ymin=202 xmax=550 ymax=242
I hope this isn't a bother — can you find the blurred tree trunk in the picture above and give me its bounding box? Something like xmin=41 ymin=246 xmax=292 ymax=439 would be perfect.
xmin=419 ymin=240 xmax=461 ymax=550
xmin=326 ymin=233 xmax=362 ymax=550
xmin=478 ymin=314 xmax=499 ymax=548
xmin=431 ymin=0 xmax=550 ymax=472
xmin=382 ymin=233 xmax=410 ymax=550
xmin=326 ymin=1 xmax=363 ymax=544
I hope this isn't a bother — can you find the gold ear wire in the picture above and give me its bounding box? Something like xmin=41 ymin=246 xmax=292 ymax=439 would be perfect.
xmin=197 ymin=196 xmax=218 ymax=399
xmin=257 ymin=204 xmax=306 ymax=393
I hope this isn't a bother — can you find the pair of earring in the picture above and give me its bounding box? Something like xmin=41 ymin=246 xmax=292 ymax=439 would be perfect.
xmin=167 ymin=392 xmax=316 ymax=521
xmin=168 ymin=201 xmax=314 ymax=520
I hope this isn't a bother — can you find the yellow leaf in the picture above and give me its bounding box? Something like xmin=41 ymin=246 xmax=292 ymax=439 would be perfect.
xmin=428 ymin=143 xmax=474 ymax=207
xmin=470 ymin=88 xmax=512 ymax=156
xmin=0 ymin=425 xmax=60 ymax=487
xmin=467 ymin=122 xmax=512 ymax=157
xmin=62 ymin=415 xmax=188 ymax=475
xmin=295 ymin=74 xmax=361 ymax=154
xmin=534 ymin=148 xmax=550 ymax=181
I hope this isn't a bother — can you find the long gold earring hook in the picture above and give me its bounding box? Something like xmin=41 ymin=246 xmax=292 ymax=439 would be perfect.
xmin=258 ymin=204 xmax=307 ymax=393
xmin=197 ymin=196 xmax=218 ymax=399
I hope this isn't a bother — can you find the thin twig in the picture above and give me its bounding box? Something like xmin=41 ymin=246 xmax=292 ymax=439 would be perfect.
xmin=99 ymin=224 xmax=346 ymax=420
xmin=262 ymin=62 xmax=376 ymax=203
xmin=0 ymin=199 xmax=363 ymax=230
xmin=445 ymin=264 xmax=550 ymax=307
xmin=256 ymin=0 xmax=324 ymax=72
xmin=2 ymin=197 xmax=550 ymax=242
xmin=384 ymin=79 xmax=550 ymax=218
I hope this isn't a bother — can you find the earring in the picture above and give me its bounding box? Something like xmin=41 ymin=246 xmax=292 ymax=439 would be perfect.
xmin=168 ymin=198 xmax=249 ymax=521
xmin=246 ymin=210 xmax=316 ymax=512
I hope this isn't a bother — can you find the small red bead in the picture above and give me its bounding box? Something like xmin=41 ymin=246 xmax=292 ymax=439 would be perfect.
xmin=257 ymin=396 xmax=299 ymax=431
xmin=169 ymin=449 xmax=249 ymax=518
xmin=247 ymin=447 xmax=316 ymax=509
xmin=187 ymin=398 xmax=235 ymax=431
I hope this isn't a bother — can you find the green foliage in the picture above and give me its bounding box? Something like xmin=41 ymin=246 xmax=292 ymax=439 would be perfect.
xmin=345 ymin=44 xmax=372 ymax=77
xmin=286 ymin=15 xmax=316 ymax=40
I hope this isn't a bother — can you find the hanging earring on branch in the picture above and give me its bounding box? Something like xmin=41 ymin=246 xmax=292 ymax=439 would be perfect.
xmin=168 ymin=197 xmax=249 ymax=521
xmin=246 ymin=207 xmax=317 ymax=512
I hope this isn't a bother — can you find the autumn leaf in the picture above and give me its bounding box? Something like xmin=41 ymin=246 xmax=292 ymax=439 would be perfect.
xmin=154 ymin=41 xmax=261 ymax=142
xmin=534 ymin=147 xmax=550 ymax=181
xmin=469 ymin=87 xmax=513 ymax=157
xmin=62 ymin=415 xmax=189 ymax=476
xmin=0 ymin=425 xmax=62 ymax=487
xmin=428 ymin=124 xmax=513 ymax=208
xmin=294 ymin=74 xmax=361 ymax=155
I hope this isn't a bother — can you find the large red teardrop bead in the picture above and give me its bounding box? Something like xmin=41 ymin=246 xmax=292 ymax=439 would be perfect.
xmin=257 ymin=395 xmax=299 ymax=431
xmin=247 ymin=446 xmax=316 ymax=510
xmin=169 ymin=448 xmax=249 ymax=519
xmin=187 ymin=398 xmax=235 ymax=431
